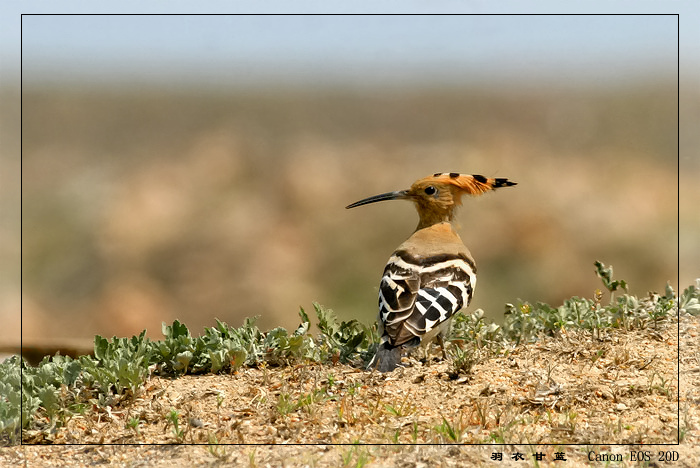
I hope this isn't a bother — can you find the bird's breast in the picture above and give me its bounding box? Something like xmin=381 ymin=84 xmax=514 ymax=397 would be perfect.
xmin=395 ymin=222 xmax=475 ymax=269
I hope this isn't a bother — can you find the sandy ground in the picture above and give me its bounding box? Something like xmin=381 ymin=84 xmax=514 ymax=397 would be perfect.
xmin=2 ymin=311 xmax=697 ymax=467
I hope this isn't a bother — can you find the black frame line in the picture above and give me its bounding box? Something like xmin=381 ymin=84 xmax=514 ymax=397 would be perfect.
xmin=18 ymin=12 xmax=682 ymax=450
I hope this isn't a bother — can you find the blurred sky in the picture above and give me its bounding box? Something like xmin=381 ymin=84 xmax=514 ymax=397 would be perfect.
xmin=16 ymin=15 xmax=679 ymax=89
xmin=0 ymin=2 xmax=697 ymax=89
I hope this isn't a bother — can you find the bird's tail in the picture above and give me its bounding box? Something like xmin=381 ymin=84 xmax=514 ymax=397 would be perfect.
xmin=368 ymin=342 xmax=403 ymax=373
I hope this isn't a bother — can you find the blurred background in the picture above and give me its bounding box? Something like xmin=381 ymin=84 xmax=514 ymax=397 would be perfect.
xmin=2 ymin=12 xmax=697 ymax=347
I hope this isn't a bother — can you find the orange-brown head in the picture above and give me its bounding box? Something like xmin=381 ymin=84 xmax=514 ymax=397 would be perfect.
xmin=346 ymin=172 xmax=516 ymax=230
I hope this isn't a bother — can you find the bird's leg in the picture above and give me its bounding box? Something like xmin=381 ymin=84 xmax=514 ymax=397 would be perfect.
xmin=437 ymin=333 xmax=448 ymax=361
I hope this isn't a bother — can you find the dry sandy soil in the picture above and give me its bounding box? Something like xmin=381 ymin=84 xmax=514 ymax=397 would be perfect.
xmin=2 ymin=312 xmax=697 ymax=467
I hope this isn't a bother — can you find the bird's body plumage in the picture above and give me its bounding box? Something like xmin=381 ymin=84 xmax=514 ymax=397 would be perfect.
xmin=346 ymin=173 xmax=515 ymax=372
xmin=378 ymin=223 xmax=475 ymax=348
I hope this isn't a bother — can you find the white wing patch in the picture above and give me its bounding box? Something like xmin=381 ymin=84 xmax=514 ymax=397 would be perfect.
xmin=377 ymin=251 xmax=475 ymax=347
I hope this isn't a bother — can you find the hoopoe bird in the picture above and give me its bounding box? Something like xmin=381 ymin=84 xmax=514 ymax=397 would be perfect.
xmin=346 ymin=172 xmax=516 ymax=372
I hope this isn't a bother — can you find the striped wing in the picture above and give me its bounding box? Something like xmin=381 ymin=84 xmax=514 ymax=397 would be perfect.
xmin=378 ymin=250 xmax=476 ymax=347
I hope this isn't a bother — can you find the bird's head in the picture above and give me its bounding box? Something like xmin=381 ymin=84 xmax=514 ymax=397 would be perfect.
xmin=346 ymin=172 xmax=516 ymax=230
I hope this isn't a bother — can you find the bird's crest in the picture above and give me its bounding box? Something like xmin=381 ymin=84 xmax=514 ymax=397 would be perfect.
xmin=414 ymin=172 xmax=516 ymax=205
xmin=406 ymin=172 xmax=516 ymax=221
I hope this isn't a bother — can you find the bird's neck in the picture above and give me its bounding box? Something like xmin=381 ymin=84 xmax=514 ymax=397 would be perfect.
xmin=416 ymin=210 xmax=454 ymax=231
xmin=399 ymin=219 xmax=470 ymax=259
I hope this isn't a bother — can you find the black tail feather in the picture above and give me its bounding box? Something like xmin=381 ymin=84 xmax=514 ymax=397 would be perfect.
xmin=368 ymin=342 xmax=403 ymax=373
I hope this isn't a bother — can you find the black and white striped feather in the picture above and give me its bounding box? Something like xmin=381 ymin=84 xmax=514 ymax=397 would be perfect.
xmin=369 ymin=250 xmax=476 ymax=372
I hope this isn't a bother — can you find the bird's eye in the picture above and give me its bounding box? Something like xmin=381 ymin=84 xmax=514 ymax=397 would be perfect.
xmin=424 ymin=186 xmax=437 ymax=196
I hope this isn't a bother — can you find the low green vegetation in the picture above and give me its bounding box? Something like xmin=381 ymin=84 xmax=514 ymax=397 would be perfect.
xmin=0 ymin=303 xmax=373 ymax=445
xmin=1 ymin=261 xmax=696 ymax=445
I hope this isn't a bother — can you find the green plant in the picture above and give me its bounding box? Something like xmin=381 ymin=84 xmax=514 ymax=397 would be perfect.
xmin=594 ymin=260 xmax=628 ymax=301
xmin=85 ymin=330 xmax=154 ymax=394
xmin=166 ymin=408 xmax=185 ymax=442
xmin=501 ymin=261 xmax=677 ymax=345
xmin=473 ymin=400 xmax=490 ymax=428
xmin=20 ymin=354 xmax=85 ymax=430
xmin=340 ymin=447 xmax=353 ymax=466
xmin=207 ymin=433 xmax=229 ymax=460
xmin=679 ymin=279 xmax=700 ymax=315
xmin=434 ymin=414 xmax=465 ymax=443
xmin=448 ymin=341 xmax=480 ymax=375
xmin=0 ymin=356 xmax=21 ymax=445
xmin=126 ymin=416 xmax=141 ymax=435
xmin=311 ymin=303 xmax=375 ymax=365
xmin=276 ymin=392 xmax=296 ymax=417
xmin=383 ymin=392 xmax=416 ymax=418
xmin=487 ymin=419 xmax=518 ymax=443
xmin=648 ymin=372 xmax=672 ymax=399
xmin=341 ymin=445 xmax=371 ymax=468
xmin=451 ymin=308 xmax=503 ymax=351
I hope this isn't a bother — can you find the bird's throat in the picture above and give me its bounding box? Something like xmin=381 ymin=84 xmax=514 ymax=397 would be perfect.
xmin=416 ymin=210 xmax=454 ymax=231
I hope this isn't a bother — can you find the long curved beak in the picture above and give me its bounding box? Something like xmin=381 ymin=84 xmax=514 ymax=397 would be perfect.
xmin=345 ymin=190 xmax=410 ymax=209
